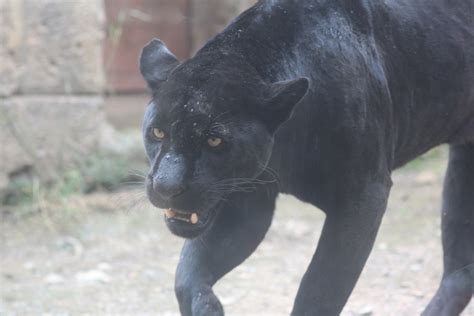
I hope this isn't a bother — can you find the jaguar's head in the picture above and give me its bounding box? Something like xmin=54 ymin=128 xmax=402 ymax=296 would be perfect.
xmin=140 ymin=39 xmax=308 ymax=238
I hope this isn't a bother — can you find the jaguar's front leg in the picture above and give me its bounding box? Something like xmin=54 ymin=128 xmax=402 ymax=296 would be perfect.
xmin=175 ymin=182 xmax=278 ymax=316
xmin=292 ymin=178 xmax=391 ymax=316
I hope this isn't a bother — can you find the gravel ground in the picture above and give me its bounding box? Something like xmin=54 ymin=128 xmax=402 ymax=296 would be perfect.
xmin=1 ymin=152 xmax=473 ymax=315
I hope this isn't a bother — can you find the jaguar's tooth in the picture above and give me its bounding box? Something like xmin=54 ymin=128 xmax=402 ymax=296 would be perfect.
xmin=190 ymin=213 xmax=198 ymax=224
xmin=165 ymin=208 xmax=176 ymax=218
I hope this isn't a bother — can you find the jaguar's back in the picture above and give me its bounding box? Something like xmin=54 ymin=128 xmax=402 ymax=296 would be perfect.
xmin=371 ymin=0 xmax=474 ymax=163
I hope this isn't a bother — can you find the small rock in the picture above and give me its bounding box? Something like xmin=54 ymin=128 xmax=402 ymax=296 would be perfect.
xmin=415 ymin=171 xmax=436 ymax=185
xmin=3 ymin=273 xmax=15 ymax=281
xmin=401 ymin=193 xmax=410 ymax=202
xmin=44 ymin=273 xmax=64 ymax=284
xmin=409 ymin=264 xmax=422 ymax=272
xmin=411 ymin=290 xmax=425 ymax=298
xmin=357 ymin=305 xmax=373 ymax=316
xmin=96 ymin=262 xmax=112 ymax=271
xmin=75 ymin=270 xmax=110 ymax=284
xmin=284 ymin=220 xmax=311 ymax=238
xmin=378 ymin=242 xmax=388 ymax=250
xmin=220 ymin=291 xmax=245 ymax=305
xmin=56 ymin=236 xmax=84 ymax=257
xmin=143 ymin=269 xmax=165 ymax=281
xmin=23 ymin=261 xmax=36 ymax=270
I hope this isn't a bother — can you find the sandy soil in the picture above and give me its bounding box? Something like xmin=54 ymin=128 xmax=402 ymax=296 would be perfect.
xmin=1 ymin=153 xmax=473 ymax=315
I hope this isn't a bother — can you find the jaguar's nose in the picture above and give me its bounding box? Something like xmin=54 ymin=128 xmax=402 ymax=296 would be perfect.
xmin=151 ymin=152 xmax=186 ymax=199
xmin=152 ymin=174 xmax=185 ymax=199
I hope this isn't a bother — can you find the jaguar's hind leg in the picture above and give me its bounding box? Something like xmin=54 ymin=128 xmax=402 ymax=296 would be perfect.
xmin=423 ymin=144 xmax=474 ymax=316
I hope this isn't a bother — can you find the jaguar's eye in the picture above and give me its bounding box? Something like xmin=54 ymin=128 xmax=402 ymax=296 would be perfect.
xmin=207 ymin=137 xmax=222 ymax=147
xmin=152 ymin=128 xmax=165 ymax=140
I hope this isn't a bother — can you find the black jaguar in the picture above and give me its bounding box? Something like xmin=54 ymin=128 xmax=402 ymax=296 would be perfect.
xmin=140 ymin=0 xmax=474 ymax=315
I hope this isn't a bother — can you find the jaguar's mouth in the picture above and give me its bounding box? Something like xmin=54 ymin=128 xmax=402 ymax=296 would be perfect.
xmin=163 ymin=208 xmax=216 ymax=238
xmin=164 ymin=208 xmax=199 ymax=224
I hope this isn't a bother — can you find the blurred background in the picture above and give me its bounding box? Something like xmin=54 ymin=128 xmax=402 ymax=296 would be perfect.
xmin=0 ymin=0 xmax=471 ymax=315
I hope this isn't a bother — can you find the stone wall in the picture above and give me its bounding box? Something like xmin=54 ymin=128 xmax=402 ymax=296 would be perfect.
xmin=0 ymin=0 xmax=109 ymax=190
xmin=0 ymin=0 xmax=257 ymax=190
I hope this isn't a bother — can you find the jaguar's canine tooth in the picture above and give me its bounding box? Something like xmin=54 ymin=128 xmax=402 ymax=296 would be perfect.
xmin=190 ymin=213 xmax=198 ymax=224
xmin=165 ymin=208 xmax=176 ymax=218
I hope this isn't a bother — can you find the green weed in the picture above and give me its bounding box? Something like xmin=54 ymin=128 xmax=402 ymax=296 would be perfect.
xmin=1 ymin=145 xmax=147 ymax=208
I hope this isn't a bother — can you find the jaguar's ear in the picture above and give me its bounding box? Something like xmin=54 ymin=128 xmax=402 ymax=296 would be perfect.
xmin=139 ymin=38 xmax=180 ymax=89
xmin=261 ymin=77 xmax=309 ymax=132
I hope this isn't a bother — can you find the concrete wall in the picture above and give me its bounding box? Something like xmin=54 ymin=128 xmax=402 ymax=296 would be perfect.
xmin=0 ymin=0 xmax=109 ymax=189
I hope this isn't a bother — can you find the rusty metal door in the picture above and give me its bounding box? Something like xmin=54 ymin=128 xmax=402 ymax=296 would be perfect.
xmin=104 ymin=0 xmax=190 ymax=93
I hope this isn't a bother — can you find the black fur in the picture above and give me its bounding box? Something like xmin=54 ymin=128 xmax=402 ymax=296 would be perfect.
xmin=140 ymin=0 xmax=474 ymax=315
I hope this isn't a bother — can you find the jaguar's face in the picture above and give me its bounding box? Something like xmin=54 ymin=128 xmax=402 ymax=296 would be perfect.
xmin=140 ymin=39 xmax=308 ymax=238
xmin=142 ymin=92 xmax=274 ymax=238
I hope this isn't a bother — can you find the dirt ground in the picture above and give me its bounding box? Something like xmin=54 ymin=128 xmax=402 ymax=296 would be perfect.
xmin=1 ymin=147 xmax=473 ymax=316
